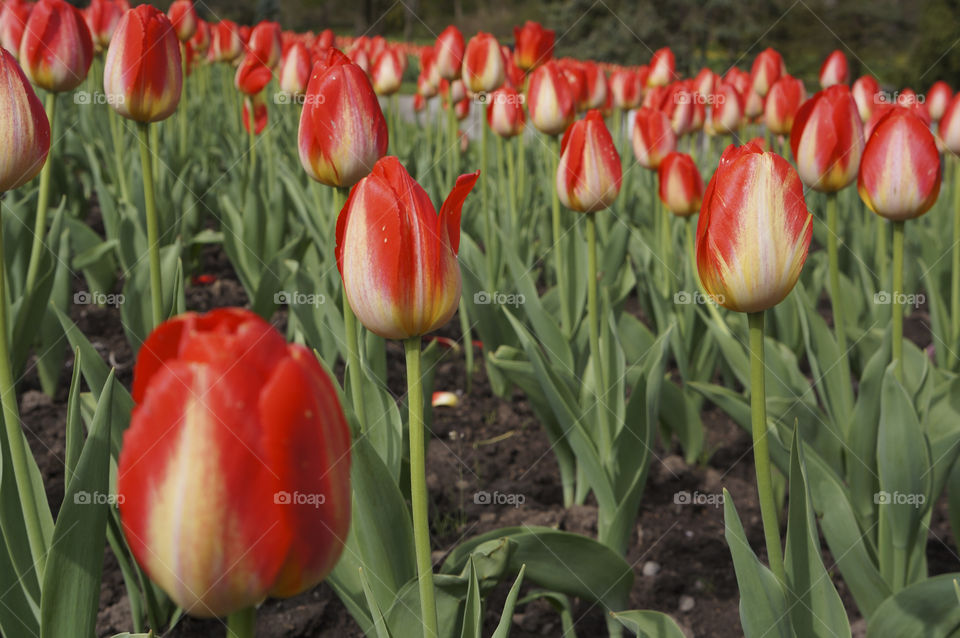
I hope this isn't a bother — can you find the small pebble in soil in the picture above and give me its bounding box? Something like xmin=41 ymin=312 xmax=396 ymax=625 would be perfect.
xmin=679 ymin=595 xmax=695 ymax=613
xmin=642 ymin=561 xmax=661 ymax=577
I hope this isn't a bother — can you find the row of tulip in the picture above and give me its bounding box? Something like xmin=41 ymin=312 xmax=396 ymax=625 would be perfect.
xmin=0 ymin=1 xmax=959 ymax=637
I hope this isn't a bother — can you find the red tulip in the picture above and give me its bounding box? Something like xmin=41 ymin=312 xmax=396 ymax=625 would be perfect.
xmin=939 ymin=93 xmax=960 ymax=153
xmin=926 ymin=81 xmax=952 ymax=122
xmin=19 ymin=0 xmax=92 ymax=92
xmin=417 ymin=48 xmax=439 ymax=98
xmin=790 ymin=85 xmax=864 ymax=192
xmin=298 ymin=49 xmax=388 ymax=188
xmin=242 ymin=93 xmax=267 ymax=135
xmin=336 ymin=156 xmax=479 ymax=339
xmin=248 ymin=21 xmax=281 ymax=69
xmin=527 ymin=60 xmax=575 ymax=136
xmin=708 ymin=83 xmax=744 ymax=135
xmin=647 ymin=46 xmax=674 ymax=87
xmin=696 ymin=142 xmax=813 ymax=313
xmin=557 ymin=109 xmax=621 ymax=212
xmin=502 ymin=46 xmax=524 ymax=89
xmin=412 ymin=92 xmax=425 ymax=112
xmin=0 ymin=2 xmax=31 ymax=58
xmin=486 ymin=86 xmax=525 ymax=137
xmin=743 ymin=88 xmax=765 ymax=120
xmin=559 ymin=59 xmax=588 ymax=110
xmin=462 ymin=31 xmax=504 ymax=95
xmin=454 ymin=95 xmax=470 ymax=120
xmin=84 ymin=0 xmax=122 ymax=51
xmin=764 ymin=75 xmax=805 ymax=135
xmin=581 ymin=61 xmax=608 ymax=110
xmin=313 ymin=28 xmax=334 ymax=52
xmin=166 ymin=0 xmax=196 ymax=43
xmin=434 ymin=25 xmax=464 ymax=81
xmin=632 ymin=106 xmax=676 ymax=169
xmin=819 ymin=49 xmax=848 ymax=88
xmin=0 ymin=46 xmax=49 ymax=192
xmin=513 ymin=20 xmax=554 ymax=71
xmin=118 ymin=308 xmax=351 ymax=618
xmin=724 ymin=67 xmax=751 ymax=97
xmin=371 ymin=47 xmax=405 ymax=96
xmin=189 ymin=18 xmax=209 ymax=56
xmin=610 ymin=67 xmax=642 ymax=109
xmin=279 ymin=41 xmax=310 ymax=96
xmin=661 ymin=82 xmax=695 ymax=135
xmin=234 ymin=52 xmax=271 ymax=96
xmin=851 ymin=75 xmax=880 ymax=122
xmin=210 ymin=20 xmax=242 ymax=63
xmin=750 ymin=47 xmax=783 ymax=97
xmin=858 ymin=107 xmax=941 ymax=221
xmin=694 ymin=67 xmax=718 ymax=100
xmin=658 ymin=151 xmax=703 ymax=217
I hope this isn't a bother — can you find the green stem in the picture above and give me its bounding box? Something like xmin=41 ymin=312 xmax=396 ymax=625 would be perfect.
xmin=892 ymin=221 xmax=905 ymax=382
xmin=336 ymin=186 xmax=366 ymax=430
xmin=24 ymin=92 xmax=57 ymax=293
xmin=446 ymin=97 xmax=459 ymax=186
xmin=459 ymin=298 xmax=474 ymax=394
xmin=481 ymin=103 xmax=494 ymax=286
xmin=585 ymin=213 xmax=609 ymax=454
xmin=659 ymin=199 xmax=672 ymax=295
xmin=247 ymin=98 xmax=257 ymax=170
xmin=892 ymin=546 xmax=907 ymax=593
xmin=826 ymin=193 xmax=846 ymax=352
xmin=550 ymin=136 xmax=569 ymax=333
xmin=136 ymin=122 xmax=164 ymax=329
xmin=748 ymin=311 xmax=785 ymax=584
xmin=226 ymin=606 xmax=256 ymax=638
xmin=404 ymin=338 xmax=439 ymax=638
xmin=951 ymin=157 xmax=960 ymax=352
xmin=0 ymin=206 xmax=47 ymax=573
xmin=108 ymin=108 xmax=131 ymax=202
xmin=179 ymin=42 xmax=188 ymax=158
xmin=876 ymin=214 xmax=887 ymax=290
xmin=505 ymin=134 xmax=518 ymax=233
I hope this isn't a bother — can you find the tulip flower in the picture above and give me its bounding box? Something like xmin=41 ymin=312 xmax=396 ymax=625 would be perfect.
xmin=927 ymin=81 xmax=952 ymax=122
xmin=694 ymin=67 xmax=718 ymax=100
xmin=527 ymin=59 xmax=575 ymax=136
xmin=0 ymin=1 xmax=30 ymax=58
xmin=631 ymin=106 xmax=676 ymax=170
xmin=117 ymin=308 xmax=351 ymax=620
xmin=85 ymin=0 xmax=122 ymax=51
xmin=658 ymin=151 xmax=703 ymax=217
xmin=462 ymin=31 xmax=504 ymax=95
xmin=190 ymin=18 xmax=209 ymax=56
xmin=696 ymin=142 xmax=811 ymax=584
xmin=790 ymin=85 xmax=864 ymax=193
xmin=819 ymin=49 xmax=848 ymax=88
xmin=371 ymin=47 xmax=405 ymax=96
xmin=248 ymin=21 xmax=282 ymax=69
xmin=166 ymin=0 xmax=196 ymax=43
xmin=709 ymin=83 xmax=744 ymax=136
xmin=19 ymin=0 xmax=93 ymax=93
xmin=582 ymin=61 xmax=608 ymax=110
xmin=513 ymin=20 xmax=553 ymax=70
xmin=939 ymin=93 xmax=960 ymax=154
xmin=556 ymin=109 xmax=621 ymax=213
xmin=725 ymin=66 xmax=751 ymax=97
xmin=298 ymin=49 xmax=388 ymax=190
xmin=852 ymin=75 xmax=880 ymax=122
xmin=210 ymin=20 xmax=243 ymax=63
xmin=434 ymin=25 xmax=464 ymax=80
xmin=242 ymin=93 xmax=268 ymax=135
xmin=279 ymin=41 xmax=310 ymax=96
xmin=750 ymin=47 xmax=783 ymax=97
xmin=764 ymin=75 xmax=805 ymax=136
xmin=486 ymin=86 xmax=525 ymax=138
xmin=235 ymin=53 xmax=272 ymax=96
xmin=610 ymin=68 xmax=642 ymax=109
xmin=744 ymin=89 xmax=764 ymax=120
xmin=647 ymin=46 xmax=674 ymax=87
xmin=559 ymin=59 xmax=587 ymax=110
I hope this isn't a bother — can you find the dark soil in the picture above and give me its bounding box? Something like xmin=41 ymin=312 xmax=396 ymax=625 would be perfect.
xmin=14 ymin=242 xmax=959 ymax=638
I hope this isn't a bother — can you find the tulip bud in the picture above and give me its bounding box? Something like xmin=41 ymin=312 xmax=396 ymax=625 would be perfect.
xmin=486 ymin=86 xmax=525 ymax=137
xmin=242 ymin=93 xmax=267 ymax=135
xmin=298 ymin=50 xmax=388 ymax=188
xmin=336 ymin=156 xmax=479 ymax=339
xmin=750 ymin=48 xmax=783 ymax=97
xmin=851 ymin=75 xmax=880 ymax=123
xmin=556 ymin=110 xmax=621 ymax=213
xmin=20 ymin=0 xmax=92 ymax=93
xmin=559 ymin=59 xmax=587 ymax=110
xmin=582 ymin=62 xmax=607 ymax=110
xmin=85 ymin=0 xmax=123 ymax=51
xmin=210 ymin=20 xmax=243 ymax=63
xmin=662 ymin=82 xmax=694 ymax=135
xmin=725 ymin=67 xmax=750 ymax=97
xmin=104 ymin=5 xmax=182 ymax=123
xmin=513 ymin=20 xmax=554 ymax=71
xmin=858 ymin=107 xmax=941 ymax=222
xmin=708 ymin=83 xmax=743 ymax=135
xmin=118 ymin=308 xmax=351 ymax=618
xmin=454 ymin=95 xmax=470 ymax=120
xmin=939 ymin=93 xmax=960 ymax=154
xmin=647 ymin=47 xmax=674 ymax=87
xmin=790 ymin=85 xmax=864 ymax=192
xmin=434 ymin=25 xmax=464 ymax=81
xmin=927 ymin=81 xmax=952 ymax=122
xmin=819 ymin=49 xmax=848 ymax=88
xmin=764 ymin=75 xmax=805 ymax=135
xmin=632 ymin=106 xmax=676 ymax=169
xmin=743 ymin=89 xmax=764 ymax=120
xmin=610 ymin=68 xmax=642 ymax=109
xmin=658 ymin=151 xmax=703 ymax=217
xmin=696 ymin=142 xmax=813 ymax=313
xmin=462 ymin=32 xmax=504 ymax=95
xmin=166 ymin=0 xmax=196 ymax=43
xmin=0 ymin=47 xmax=49 ymax=192
xmin=234 ymin=52 xmax=272 ymax=96
xmin=371 ymin=47 xmax=405 ymax=96
xmin=0 ymin=1 xmax=31 ymax=58
xmin=527 ymin=60 xmax=575 ymax=136
xmin=279 ymin=41 xmax=310 ymax=96
xmin=694 ymin=67 xmax=718 ymax=100
xmin=248 ymin=21 xmax=282 ymax=69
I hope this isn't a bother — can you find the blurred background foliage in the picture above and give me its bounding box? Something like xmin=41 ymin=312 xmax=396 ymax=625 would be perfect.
xmin=157 ymin=0 xmax=960 ymax=91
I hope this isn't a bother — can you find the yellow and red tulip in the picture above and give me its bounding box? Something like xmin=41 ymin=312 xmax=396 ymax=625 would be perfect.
xmin=242 ymin=93 xmax=268 ymax=135
xmin=556 ymin=109 xmax=621 ymax=213
xmin=279 ymin=41 xmax=310 ymax=96
xmin=248 ymin=21 xmax=282 ymax=69
xmin=694 ymin=67 xmax=718 ymax=100
xmin=631 ymin=106 xmax=676 ymax=169
xmin=858 ymin=107 xmax=941 ymax=221
xmin=527 ymin=60 xmax=575 ymax=136
xmin=513 ymin=20 xmax=553 ymax=71
xmin=434 ymin=25 xmax=464 ymax=81
xmin=84 ymin=0 xmax=122 ymax=51
xmin=117 ymin=308 xmax=351 ymax=618
xmin=927 ymin=80 xmax=952 ymax=123
xmin=658 ymin=151 xmax=703 ymax=217
xmin=189 ymin=17 xmax=209 ymax=57
xmin=647 ymin=46 xmax=674 ymax=87
xmin=371 ymin=47 xmax=406 ymax=96
xmin=939 ymin=92 xmax=960 ymax=153
xmin=743 ymin=88 xmax=765 ymax=120
xmin=166 ymin=0 xmax=196 ymax=43
xmin=819 ymin=49 xmax=848 ymax=88
xmin=210 ymin=19 xmax=243 ymax=63
xmin=19 ymin=0 xmax=92 ymax=93
xmin=610 ymin=67 xmax=642 ymax=109
xmin=582 ymin=61 xmax=608 ymax=110
xmin=696 ymin=141 xmax=813 ymax=313
xmin=790 ymin=85 xmax=864 ymax=192
xmin=0 ymin=1 xmax=31 ymax=58
xmin=335 ymin=156 xmax=479 ymax=339
xmin=0 ymin=46 xmax=49 ymax=192
xmin=708 ymin=83 xmax=744 ymax=135
xmin=851 ymin=74 xmax=880 ymax=123
xmin=750 ymin=47 xmax=784 ymax=97
xmin=486 ymin=86 xmax=525 ymax=138
xmin=764 ymin=75 xmax=805 ymax=135
xmin=298 ymin=48 xmax=388 ymax=189
xmin=462 ymin=31 xmax=504 ymax=95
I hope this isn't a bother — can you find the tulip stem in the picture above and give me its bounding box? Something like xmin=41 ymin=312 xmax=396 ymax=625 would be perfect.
xmin=227 ymin=606 xmax=256 ymax=638
xmin=876 ymin=214 xmax=887 ymax=290
xmin=481 ymin=103 xmax=495 ymax=286
xmin=179 ymin=42 xmax=188 ymax=158
xmin=108 ymin=108 xmax=131 ymax=203
xmin=826 ymin=193 xmax=847 ymax=352
xmin=504 ymin=134 xmax=518 ymax=232
xmin=24 ymin=92 xmax=57 ymax=294
xmin=0 ymin=202 xmax=48 ymax=577
xmin=404 ymin=337 xmax=439 ymax=638
xmin=892 ymin=221 xmax=905 ymax=382
xmin=446 ymin=97 xmax=459 ymax=186
xmin=336 ymin=186 xmax=366 ymax=430
xmin=952 ymin=157 xmax=960 ymax=361
xmin=585 ymin=213 xmax=608 ymax=449
xmin=748 ymin=311 xmax=785 ymax=584
xmin=136 ymin=122 xmax=164 ymax=329
xmin=550 ymin=136 xmax=570 ymax=333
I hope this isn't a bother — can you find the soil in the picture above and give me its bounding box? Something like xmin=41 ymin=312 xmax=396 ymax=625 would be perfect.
xmin=15 ymin=242 xmax=959 ymax=638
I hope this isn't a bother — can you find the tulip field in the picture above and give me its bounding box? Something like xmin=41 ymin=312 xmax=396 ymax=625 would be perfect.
xmin=3 ymin=0 xmax=960 ymax=636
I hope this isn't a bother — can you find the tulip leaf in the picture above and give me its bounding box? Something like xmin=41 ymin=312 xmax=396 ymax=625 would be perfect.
xmin=64 ymin=348 xmax=83 ymax=494
xmin=491 ymin=565 xmax=526 ymax=638
xmin=40 ymin=372 xmax=114 ymax=638
xmin=866 ymin=573 xmax=960 ymax=638
xmin=358 ymin=567 xmax=395 ymax=638
xmin=460 ymin=557 xmax=482 ymax=638
xmin=610 ymin=610 xmax=687 ymax=638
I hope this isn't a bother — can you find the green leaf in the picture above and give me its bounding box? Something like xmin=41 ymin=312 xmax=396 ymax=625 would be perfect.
xmin=64 ymin=348 xmax=83 ymax=494
xmin=460 ymin=557 xmax=482 ymax=638
xmin=610 ymin=610 xmax=687 ymax=638
xmin=867 ymin=573 xmax=960 ymax=638
xmin=491 ymin=565 xmax=526 ymax=638
xmin=359 ymin=567 xmax=395 ymax=638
